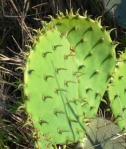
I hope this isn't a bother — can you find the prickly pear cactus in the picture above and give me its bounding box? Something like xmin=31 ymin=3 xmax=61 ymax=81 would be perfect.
xmin=24 ymin=11 xmax=116 ymax=148
xmin=102 ymin=0 xmax=126 ymax=28
xmin=45 ymin=10 xmax=116 ymax=119
xmin=24 ymin=29 xmax=87 ymax=148
xmin=108 ymin=53 xmax=126 ymax=131
xmin=76 ymin=117 xmax=125 ymax=149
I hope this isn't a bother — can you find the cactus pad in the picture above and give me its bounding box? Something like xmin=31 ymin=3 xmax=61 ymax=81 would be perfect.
xmin=108 ymin=53 xmax=126 ymax=131
xmin=24 ymin=11 xmax=116 ymax=147
xmin=82 ymin=117 xmax=125 ymax=149
xmin=46 ymin=11 xmax=116 ymax=119
xmin=102 ymin=0 xmax=126 ymax=28
xmin=24 ymin=29 xmax=86 ymax=147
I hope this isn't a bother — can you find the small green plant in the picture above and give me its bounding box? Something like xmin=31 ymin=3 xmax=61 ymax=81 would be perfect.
xmin=23 ymin=10 xmax=116 ymax=148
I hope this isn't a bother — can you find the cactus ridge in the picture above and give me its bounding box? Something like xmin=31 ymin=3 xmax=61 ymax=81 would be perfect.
xmin=24 ymin=11 xmax=116 ymax=148
xmin=108 ymin=53 xmax=126 ymax=132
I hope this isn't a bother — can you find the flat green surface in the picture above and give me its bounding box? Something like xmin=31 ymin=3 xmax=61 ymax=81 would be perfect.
xmin=108 ymin=57 xmax=126 ymax=131
xmin=24 ymin=30 xmax=86 ymax=146
xmin=48 ymin=15 xmax=116 ymax=118
xmin=24 ymin=13 xmax=116 ymax=148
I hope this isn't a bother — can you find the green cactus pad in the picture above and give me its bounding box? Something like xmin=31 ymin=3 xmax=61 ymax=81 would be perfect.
xmin=108 ymin=53 xmax=126 ymax=131
xmin=45 ymin=11 xmax=116 ymax=119
xmin=24 ymin=29 xmax=86 ymax=147
xmin=24 ymin=12 xmax=116 ymax=148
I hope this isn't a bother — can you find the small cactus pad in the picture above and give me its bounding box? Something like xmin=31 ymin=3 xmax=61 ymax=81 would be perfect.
xmin=108 ymin=53 xmax=126 ymax=131
xmin=24 ymin=11 xmax=116 ymax=147
xmin=102 ymin=0 xmax=126 ymax=28
xmin=81 ymin=117 xmax=125 ymax=149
